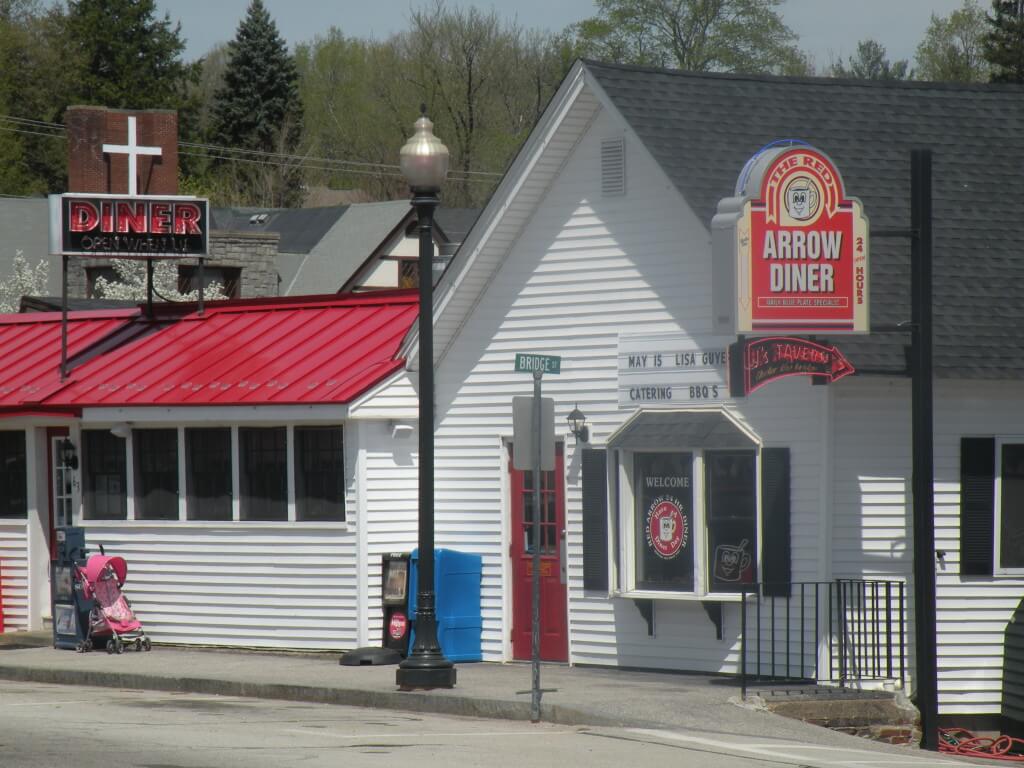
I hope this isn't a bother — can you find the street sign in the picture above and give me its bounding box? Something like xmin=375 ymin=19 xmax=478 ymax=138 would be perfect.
xmin=512 ymin=396 xmax=554 ymax=470
xmin=514 ymin=353 xmax=561 ymax=375
xmin=729 ymin=336 xmax=855 ymax=396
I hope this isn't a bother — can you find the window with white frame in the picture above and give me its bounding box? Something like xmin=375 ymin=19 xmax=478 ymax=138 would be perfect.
xmin=83 ymin=429 xmax=127 ymax=520
xmin=240 ymin=427 xmax=287 ymax=521
xmin=619 ymin=448 xmax=757 ymax=595
xmin=0 ymin=430 xmax=27 ymax=518
xmin=996 ymin=440 xmax=1024 ymax=571
xmin=134 ymin=428 xmax=178 ymax=520
xmin=295 ymin=426 xmax=345 ymax=522
xmin=186 ymin=427 xmax=232 ymax=521
xmin=78 ymin=424 xmax=346 ymax=524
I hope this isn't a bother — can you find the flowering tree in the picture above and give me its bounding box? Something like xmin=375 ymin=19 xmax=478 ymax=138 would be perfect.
xmin=92 ymin=259 xmax=227 ymax=302
xmin=0 ymin=250 xmax=49 ymax=314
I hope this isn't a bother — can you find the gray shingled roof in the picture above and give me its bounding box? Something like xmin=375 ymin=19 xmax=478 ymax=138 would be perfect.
xmin=211 ymin=206 xmax=347 ymax=254
xmin=586 ymin=61 xmax=1024 ymax=379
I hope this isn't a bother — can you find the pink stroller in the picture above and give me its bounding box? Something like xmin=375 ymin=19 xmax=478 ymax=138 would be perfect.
xmin=78 ymin=553 xmax=151 ymax=654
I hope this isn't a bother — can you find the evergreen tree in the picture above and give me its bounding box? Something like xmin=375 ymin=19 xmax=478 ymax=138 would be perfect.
xmin=63 ymin=0 xmax=198 ymax=110
xmin=985 ymin=0 xmax=1024 ymax=82
xmin=208 ymin=0 xmax=304 ymax=207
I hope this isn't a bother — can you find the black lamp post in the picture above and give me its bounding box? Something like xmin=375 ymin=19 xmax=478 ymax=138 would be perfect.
xmin=396 ymin=107 xmax=456 ymax=690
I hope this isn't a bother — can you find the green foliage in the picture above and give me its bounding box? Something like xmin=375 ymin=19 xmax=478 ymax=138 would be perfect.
xmin=984 ymin=0 xmax=1024 ymax=82
xmin=63 ymin=0 xmax=199 ymax=110
xmin=567 ymin=0 xmax=806 ymax=75
xmin=916 ymin=0 xmax=991 ymax=81
xmin=207 ymin=0 xmax=303 ymax=207
xmin=295 ymin=3 xmax=571 ymax=207
xmin=831 ymin=40 xmax=913 ymax=80
xmin=0 ymin=0 xmax=197 ymax=195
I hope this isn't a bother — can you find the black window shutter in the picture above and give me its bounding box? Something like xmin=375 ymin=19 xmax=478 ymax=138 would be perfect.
xmin=581 ymin=448 xmax=609 ymax=592
xmin=761 ymin=447 xmax=791 ymax=597
xmin=960 ymin=437 xmax=995 ymax=576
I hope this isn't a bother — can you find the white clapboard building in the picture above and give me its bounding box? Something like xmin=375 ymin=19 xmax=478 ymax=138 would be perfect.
xmin=411 ymin=60 xmax=1024 ymax=734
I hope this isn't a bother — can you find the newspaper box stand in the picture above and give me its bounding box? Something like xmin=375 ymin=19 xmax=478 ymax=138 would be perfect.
xmin=381 ymin=552 xmax=411 ymax=655
xmin=51 ymin=527 xmax=91 ymax=650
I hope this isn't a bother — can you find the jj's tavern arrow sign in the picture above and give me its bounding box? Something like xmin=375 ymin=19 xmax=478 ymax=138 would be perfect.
xmin=729 ymin=336 xmax=854 ymax=396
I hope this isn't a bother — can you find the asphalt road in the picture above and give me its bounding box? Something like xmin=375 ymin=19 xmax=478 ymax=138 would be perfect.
xmin=0 ymin=680 xmax=983 ymax=768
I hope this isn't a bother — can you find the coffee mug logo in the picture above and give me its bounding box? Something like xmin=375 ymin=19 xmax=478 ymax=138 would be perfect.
xmin=783 ymin=175 xmax=820 ymax=222
xmin=645 ymin=495 xmax=688 ymax=559
xmin=713 ymin=538 xmax=752 ymax=582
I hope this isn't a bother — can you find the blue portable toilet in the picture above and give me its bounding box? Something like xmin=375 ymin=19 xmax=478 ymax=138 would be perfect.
xmin=408 ymin=548 xmax=482 ymax=662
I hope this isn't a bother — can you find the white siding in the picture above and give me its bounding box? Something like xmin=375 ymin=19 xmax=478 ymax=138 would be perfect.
xmin=0 ymin=522 xmax=30 ymax=632
xmin=82 ymin=525 xmax=358 ymax=649
xmin=432 ymin=96 xmax=828 ymax=670
xmin=361 ymin=419 xmax=419 ymax=645
xmin=834 ymin=378 xmax=1024 ymax=715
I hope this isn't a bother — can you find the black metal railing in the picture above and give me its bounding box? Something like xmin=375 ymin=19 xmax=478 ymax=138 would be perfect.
xmin=739 ymin=579 xmax=906 ymax=698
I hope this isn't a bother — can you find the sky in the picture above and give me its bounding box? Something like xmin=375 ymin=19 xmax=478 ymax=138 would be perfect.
xmin=158 ymin=0 xmax=970 ymax=71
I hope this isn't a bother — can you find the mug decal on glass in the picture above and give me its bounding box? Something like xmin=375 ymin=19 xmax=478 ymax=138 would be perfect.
xmin=713 ymin=538 xmax=752 ymax=582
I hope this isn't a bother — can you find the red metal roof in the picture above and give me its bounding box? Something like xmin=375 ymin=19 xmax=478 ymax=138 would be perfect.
xmin=0 ymin=309 xmax=139 ymax=412
xmin=45 ymin=292 xmax=418 ymax=408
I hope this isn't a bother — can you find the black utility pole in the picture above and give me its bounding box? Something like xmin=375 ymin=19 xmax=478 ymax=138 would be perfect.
xmin=910 ymin=149 xmax=937 ymax=750
xmin=871 ymin=149 xmax=936 ymax=749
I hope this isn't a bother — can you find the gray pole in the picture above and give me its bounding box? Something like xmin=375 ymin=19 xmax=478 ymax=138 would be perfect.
xmin=531 ymin=368 xmax=543 ymax=722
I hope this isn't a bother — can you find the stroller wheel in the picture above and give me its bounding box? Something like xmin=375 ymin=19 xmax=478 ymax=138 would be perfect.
xmin=134 ymin=639 xmax=142 ymax=652
xmin=114 ymin=637 xmax=124 ymax=654
xmin=142 ymin=637 xmax=152 ymax=652
xmin=106 ymin=639 xmax=115 ymax=654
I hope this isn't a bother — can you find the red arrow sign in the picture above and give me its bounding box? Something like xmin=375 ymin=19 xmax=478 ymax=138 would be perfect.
xmin=729 ymin=337 xmax=855 ymax=396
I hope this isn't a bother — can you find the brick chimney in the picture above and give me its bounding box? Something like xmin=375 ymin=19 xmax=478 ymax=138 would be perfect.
xmin=65 ymin=106 xmax=178 ymax=195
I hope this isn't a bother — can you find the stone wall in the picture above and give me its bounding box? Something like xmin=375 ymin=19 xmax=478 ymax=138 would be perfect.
xmin=66 ymin=230 xmax=280 ymax=299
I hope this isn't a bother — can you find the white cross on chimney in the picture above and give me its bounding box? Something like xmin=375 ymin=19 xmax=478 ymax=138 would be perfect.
xmin=102 ymin=115 xmax=162 ymax=196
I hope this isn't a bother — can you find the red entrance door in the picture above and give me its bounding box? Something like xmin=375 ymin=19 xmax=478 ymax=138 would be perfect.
xmin=509 ymin=443 xmax=568 ymax=661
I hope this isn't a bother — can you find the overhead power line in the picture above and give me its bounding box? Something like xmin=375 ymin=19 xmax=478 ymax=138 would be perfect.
xmin=0 ymin=114 xmax=501 ymax=185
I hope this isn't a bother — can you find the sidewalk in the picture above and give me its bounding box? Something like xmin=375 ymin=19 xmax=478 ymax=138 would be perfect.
xmin=0 ymin=631 xmax=912 ymax=752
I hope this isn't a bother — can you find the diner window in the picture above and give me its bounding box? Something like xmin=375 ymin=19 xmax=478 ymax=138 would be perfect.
xmin=0 ymin=431 xmax=27 ymax=518
xmin=85 ymin=266 xmax=119 ymax=298
xmin=83 ymin=429 xmax=127 ymax=520
xmin=705 ymin=450 xmax=757 ymax=592
xmin=134 ymin=429 xmax=179 ymax=520
xmin=633 ymin=452 xmax=694 ymax=591
xmin=295 ymin=426 xmax=345 ymax=522
xmin=240 ymin=427 xmax=287 ymax=521
xmin=178 ymin=265 xmax=242 ymax=298
xmin=186 ymin=427 xmax=232 ymax=521
xmin=590 ymin=410 xmax=791 ymax=599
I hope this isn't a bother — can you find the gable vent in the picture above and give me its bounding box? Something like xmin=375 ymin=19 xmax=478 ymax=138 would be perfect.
xmin=601 ymin=137 xmax=625 ymax=197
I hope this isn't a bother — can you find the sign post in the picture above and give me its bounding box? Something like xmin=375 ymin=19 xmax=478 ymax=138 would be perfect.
xmin=513 ymin=352 xmax=560 ymax=722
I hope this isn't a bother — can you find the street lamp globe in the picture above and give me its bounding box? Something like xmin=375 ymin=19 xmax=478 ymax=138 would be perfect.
xmin=399 ymin=107 xmax=449 ymax=192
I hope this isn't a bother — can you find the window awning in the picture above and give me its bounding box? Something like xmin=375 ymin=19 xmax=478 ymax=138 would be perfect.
xmin=606 ymin=408 xmax=759 ymax=450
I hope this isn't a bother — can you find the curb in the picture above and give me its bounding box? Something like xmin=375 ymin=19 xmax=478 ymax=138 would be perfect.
xmin=0 ymin=662 xmax=634 ymax=729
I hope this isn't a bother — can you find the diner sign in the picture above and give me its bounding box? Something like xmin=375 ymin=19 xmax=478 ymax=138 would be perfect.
xmin=48 ymin=193 xmax=209 ymax=258
xmin=712 ymin=143 xmax=869 ymax=335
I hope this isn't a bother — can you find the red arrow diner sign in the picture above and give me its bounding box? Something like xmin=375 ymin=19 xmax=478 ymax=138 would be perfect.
xmin=712 ymin=143 xmax=869 ymax=335
xmin=728 ymin=336 xmax=855 ymax=396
